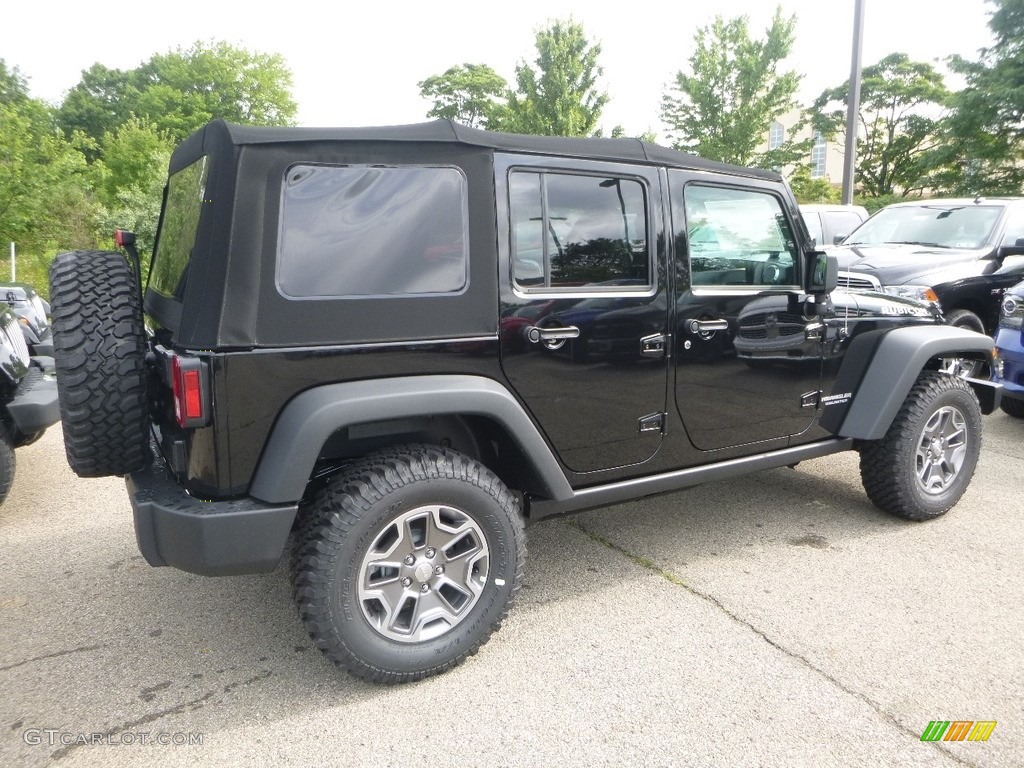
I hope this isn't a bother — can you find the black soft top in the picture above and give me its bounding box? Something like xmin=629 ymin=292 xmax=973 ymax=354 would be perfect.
xmin=169 ymin=119 xmax=780 ymax=181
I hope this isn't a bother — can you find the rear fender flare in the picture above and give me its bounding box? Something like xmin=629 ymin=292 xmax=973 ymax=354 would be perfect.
xmin=248 ymin=375 xmax=573 ymax=504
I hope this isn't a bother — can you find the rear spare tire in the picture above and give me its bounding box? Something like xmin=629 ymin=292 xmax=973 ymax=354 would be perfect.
xmin=49 ymin=250 xmax=149 ymax=477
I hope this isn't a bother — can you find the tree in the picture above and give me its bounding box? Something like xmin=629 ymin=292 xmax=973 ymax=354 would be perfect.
xmin=503 ymin=19 xmax=609 ymax=137
xmin=0 ymin=66 xmax=100 ymax=294
xmin=660 ymin=7 xmax=805 ymax=167
xmin=939 ymin=0 xmax=1024 ymax=194
xmin=812 ymin=53 xmax=949 ymax=198
xmin=418 ymin=64 xmax=509 ymax=129
xmin=58 ymin=41 xmax=297 ymax=151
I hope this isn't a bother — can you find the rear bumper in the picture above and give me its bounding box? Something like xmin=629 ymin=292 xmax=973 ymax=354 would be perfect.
xmin=128 ymin=448 xmax=297 ymax=577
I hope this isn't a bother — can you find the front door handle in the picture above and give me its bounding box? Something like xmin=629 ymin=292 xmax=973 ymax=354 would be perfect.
xmin=526 ymin=325 xmax=581 ymax=343
xmin=687 ymin=319 xmax=729 ymax=335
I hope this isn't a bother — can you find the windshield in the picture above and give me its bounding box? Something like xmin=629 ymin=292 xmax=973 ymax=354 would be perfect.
xmin=845 ymin=204 xmax=1001 ymax=249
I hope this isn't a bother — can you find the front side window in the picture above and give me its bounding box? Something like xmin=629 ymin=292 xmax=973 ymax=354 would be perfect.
xmin=685 ymin=185 xmax=798 ymax=287
xmin=150 ymin=157 xmax=209 ymax=300
xmin=277 ymin=165 xmax=468 ymax=298
xmin=510 ymin=171 xmax=650 ymax=291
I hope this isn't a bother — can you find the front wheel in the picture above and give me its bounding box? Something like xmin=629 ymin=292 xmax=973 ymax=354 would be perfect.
xmin=291 ymin=445 xmax=526 ymax=684
xmin=859 ymin=372 xmax=982 ymax=520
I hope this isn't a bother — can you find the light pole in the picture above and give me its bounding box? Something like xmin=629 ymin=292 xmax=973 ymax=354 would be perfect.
xmin=842 ymin=0 xmax=866 ymax=205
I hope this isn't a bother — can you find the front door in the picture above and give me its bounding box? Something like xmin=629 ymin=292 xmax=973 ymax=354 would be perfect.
xmin=670 ymin=174 xmax=826 ymax=451
xmin=497 ymin=156 xmax=669 ymax=474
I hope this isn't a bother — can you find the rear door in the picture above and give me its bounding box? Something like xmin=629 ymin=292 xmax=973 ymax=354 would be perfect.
xmin=497 ymin=155 xmax=670 ymax=474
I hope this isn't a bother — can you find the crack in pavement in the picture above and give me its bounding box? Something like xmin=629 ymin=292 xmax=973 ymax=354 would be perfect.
xmin=565 ymin=519 xmax=982 ymax=768
xmin=49 ymin=670 xmax=273 ymax=763
xmin=0 ymin=644 xmax=105 ymax=673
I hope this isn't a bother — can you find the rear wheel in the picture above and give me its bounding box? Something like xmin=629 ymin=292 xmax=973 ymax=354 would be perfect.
xmin=49 ymin=250 xmax=149 ymax=477
xmin=860 ymin=372 xmax=982 ymax=520
xmin=291 ymin=445 xmax=526 ymax=684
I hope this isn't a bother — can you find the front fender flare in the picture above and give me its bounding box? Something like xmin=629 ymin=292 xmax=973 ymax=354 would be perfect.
xmin=820 ymin=326 xmax=998 ymax=440
xmin=248 ymin=375 xmax=574 ymax=504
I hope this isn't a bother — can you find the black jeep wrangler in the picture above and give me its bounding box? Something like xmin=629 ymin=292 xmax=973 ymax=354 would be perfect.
xmin=49 ymin=120 xmax=1000 ymax=683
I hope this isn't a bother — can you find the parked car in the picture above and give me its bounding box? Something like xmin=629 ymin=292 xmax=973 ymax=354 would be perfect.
xmin=0 ymin=301 xmax=60 ymax=503
xmin=799 ymin=203 xmax=869 ymax=248
xmin=48 ymin=120 xmax=999 ymax=685
xmin=831 ymin=197 xmax=1024 ymax=335
xmin=0 ymin=283 xmax=53 ymax=356
xmin=993 ymin=278 xmax=1024 ymax=417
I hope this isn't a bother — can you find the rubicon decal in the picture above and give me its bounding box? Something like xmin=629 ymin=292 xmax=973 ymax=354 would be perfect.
xmin=920 ymin=720 xmax=996 ymax=742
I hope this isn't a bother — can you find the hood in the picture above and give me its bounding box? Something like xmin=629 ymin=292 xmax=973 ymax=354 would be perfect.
xmin=831 ymin=243 xmax=991 ymax=285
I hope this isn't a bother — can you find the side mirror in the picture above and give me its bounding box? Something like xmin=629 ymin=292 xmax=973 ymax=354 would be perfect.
xmin=805 ymin=251 xmax=838 ymax=295
xmin=997 ymin=237 xmax=1024 ymax=259
xmin=832 ymin=233 xmax=847 ymax=245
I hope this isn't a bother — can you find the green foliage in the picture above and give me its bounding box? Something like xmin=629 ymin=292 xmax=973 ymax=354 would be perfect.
xmin=58 ymin=41 xmax=297 ymax=151
xmin=857 ymin=193 xmax=915 ymax=214
xmin=0 ymin=64 xmax=101 ymax=279
xmin=938 ymin=0 xmax=1024 ymax=194
xmin=661 ymin=7 xmax=805 ymax=167
xmin=503 ymin=19 xmax=609 ymax=137
xmin=788 ymin=168 xmax=840 ymax=204
xmin=2 ymin=41 xmax=296 ymax=297
xmin=418 ymin=64 xmax=509 ymax=129
xmin=813 ymin=53 xmax=949 ymax=198
xmin=94 ymin=120 xmax=173 ymax=207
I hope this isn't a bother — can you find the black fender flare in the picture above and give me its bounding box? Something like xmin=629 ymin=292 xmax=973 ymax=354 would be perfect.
xmin=819 ymin=326 xmax=999 ymax=440
xmin=248 ymin=375 xmax=574 ymax=504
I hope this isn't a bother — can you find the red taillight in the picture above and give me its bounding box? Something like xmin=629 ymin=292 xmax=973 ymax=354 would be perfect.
xmin=171 ymin=354 xmax=207 ymax=428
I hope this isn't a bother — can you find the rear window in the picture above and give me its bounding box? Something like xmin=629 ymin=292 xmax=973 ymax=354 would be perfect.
xmin=149 ymin=157 xmax=209 ymax=300
xmin=276 ymin=165 xmax=469 ymax=299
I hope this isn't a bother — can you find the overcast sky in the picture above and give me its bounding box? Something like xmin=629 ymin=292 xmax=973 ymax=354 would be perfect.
xmin=1 ymin=0 xmax=997 ymax=141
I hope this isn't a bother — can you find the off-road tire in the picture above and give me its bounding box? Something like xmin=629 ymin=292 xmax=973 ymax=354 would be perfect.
xmin=859 ymin=372 xmax=981 ymax=520
xmin=49 ymin=250 xmax=149 ymax=477
xmin=944 ymin=308 xmax=986 ymax=334
xmin=1001 ymin=395 xmax=1024 ymax=419
xmin=0 ymin=423 xmax=15 ymax=505
xmin=291 ymin=444 xmax=526 ymax=684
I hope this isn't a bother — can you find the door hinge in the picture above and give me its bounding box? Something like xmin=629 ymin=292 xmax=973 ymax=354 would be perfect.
xmin=800 ymin=390 xmax=822 ymax=409
xmin=639 ymin=412 xmax=666 ymax=433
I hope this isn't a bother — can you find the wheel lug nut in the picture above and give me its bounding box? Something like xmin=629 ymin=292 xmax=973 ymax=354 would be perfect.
xmin=425 ymin=548 xmax=436 ymax=558
xmin=401 ymin=577 xmax=412 ymax=587
xmin=404 ymin=555 xmax=415 ymax=566
xmin=420 ymin=584 xmax=430 ymax=593
xmin=434 ymin=565 xmax=444 ymax=575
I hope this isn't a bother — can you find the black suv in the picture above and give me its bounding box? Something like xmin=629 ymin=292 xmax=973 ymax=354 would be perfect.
xmin=833 ymin=198 xmax=1024 ymax=336
xmin=49 ymin=121 xmax=1001 ymax=683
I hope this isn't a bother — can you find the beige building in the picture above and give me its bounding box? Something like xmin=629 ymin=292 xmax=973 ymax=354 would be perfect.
xmin=767 ymin=111 xmax=847 ymax=183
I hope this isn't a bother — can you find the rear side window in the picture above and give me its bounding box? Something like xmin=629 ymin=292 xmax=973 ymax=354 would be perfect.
xmin=510 ymin=170 xmax=650 ymax=291
xmin=277 ymin=165 xmax=469 ymax=299
xmin=150 ymin=157 xmax=209 ymax=300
